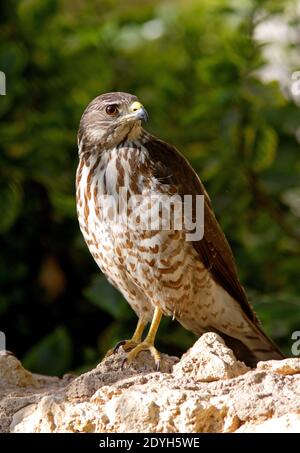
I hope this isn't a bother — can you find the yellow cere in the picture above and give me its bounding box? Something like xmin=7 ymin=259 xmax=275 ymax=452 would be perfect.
xmin=130 ymin=101 xmax=143 ymax=112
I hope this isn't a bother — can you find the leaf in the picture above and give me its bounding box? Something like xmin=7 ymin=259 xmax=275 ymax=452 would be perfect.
xmin=0 ymin=182 xmax=22 ymax=232
xmin=281 ymin=188 xmax=300 ymax=217
xmin=253 ymin=126 xmax=278 ymax=172
xmin=50 ymin=191 xmax=76 ymax=219
xmin=22 ymin=327 xmax=73 ymax=376
xmin=84 ymin=275 xmax=130 ymax=319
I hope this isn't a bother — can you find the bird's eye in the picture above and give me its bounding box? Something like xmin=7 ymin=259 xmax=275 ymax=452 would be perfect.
xmin=105 ymin=104 xmax=119 ymax=116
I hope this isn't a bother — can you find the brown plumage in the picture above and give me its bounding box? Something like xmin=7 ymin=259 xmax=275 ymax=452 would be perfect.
xmin=76 ymin=92 xmax=284 ymax=368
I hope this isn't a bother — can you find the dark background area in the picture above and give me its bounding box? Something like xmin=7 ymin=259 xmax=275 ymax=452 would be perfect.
xmin=1 ymin=0 xmax=300 ymax=376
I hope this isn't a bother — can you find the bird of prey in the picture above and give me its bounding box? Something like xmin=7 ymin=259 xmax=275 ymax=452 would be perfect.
xmin=76 ymin=92 xmax=283 ymax=368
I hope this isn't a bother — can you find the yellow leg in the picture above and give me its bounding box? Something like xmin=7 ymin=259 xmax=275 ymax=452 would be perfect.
xmin=123 ymin=307 xmax=163 ymax=370
xmin=104 ymin=318 xmax=146 ymax=358
xmin=130 ymin=318 xmax=146 ymax=343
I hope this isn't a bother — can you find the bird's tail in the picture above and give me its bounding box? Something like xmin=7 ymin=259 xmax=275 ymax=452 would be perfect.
xmin=215 ymin=321 xmax=284 ymax=368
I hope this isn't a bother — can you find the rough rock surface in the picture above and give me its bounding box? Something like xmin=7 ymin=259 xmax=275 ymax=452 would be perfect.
xmin=1 ymin=333 xmax=300 ymax=433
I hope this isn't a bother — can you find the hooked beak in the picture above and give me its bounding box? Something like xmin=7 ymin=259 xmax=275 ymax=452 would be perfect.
xmin=129 ymin=101 xmax=149 ymax=122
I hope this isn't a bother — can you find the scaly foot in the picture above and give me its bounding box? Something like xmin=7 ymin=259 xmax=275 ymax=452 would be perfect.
xmin=104 ymin=339 xmax=139 ymax=358
xmin=122 ymin=341 xmax=161 ymax=371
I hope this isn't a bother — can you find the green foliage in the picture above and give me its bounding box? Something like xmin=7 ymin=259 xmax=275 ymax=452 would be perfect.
xmin=0 ymin=181 xmax=23 ymax=232
xmin=85 ymin=276 xmax=128 ymax=319
xmin=23 ymin=326 xmax=73 ymax=375
xmin=1 ymin=0 xmax=300 ymax=374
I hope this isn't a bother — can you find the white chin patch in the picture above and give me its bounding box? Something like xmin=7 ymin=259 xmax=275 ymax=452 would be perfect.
xmin=89 ymin=128 xmax=106 ymax=141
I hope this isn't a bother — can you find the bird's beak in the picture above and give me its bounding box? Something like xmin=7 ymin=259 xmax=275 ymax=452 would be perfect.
xmin=129 ymin=101 xmax=149 ymax=122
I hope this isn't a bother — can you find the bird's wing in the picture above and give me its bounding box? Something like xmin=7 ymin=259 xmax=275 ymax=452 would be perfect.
xmin=144 ymin=133 xmax=258 ymax=324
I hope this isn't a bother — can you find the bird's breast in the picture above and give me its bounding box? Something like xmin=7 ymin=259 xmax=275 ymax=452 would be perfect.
xmin=76 ymin=143 xmax=151 ymax=270
xmin=76 ymin=144 xmax=213 ymax=319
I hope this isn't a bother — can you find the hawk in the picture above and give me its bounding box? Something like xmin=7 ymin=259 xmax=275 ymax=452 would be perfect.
xmin=76 ymin=92 xmax=283 ymax=368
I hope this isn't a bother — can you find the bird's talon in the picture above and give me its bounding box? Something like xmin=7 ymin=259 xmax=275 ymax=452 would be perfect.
xmin=124 ymin=341 xmax=161 ymax=370
xmin=113 ymin=340 xmax=127 ymax=354
xmin=104 ymin=339 xmax=139 ymax=359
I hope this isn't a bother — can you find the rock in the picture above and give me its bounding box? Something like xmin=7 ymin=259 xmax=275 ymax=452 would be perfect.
xmin=236 ymin=413 xmax=300 ymax=433
xmin=173 ymin=332 xmax=249 ymax=382
xmin=0 ymin=351 xmax=37 ymax=388
xmin=1 ymin=333 xmax=300 ymax=433
xmin=257 ymin=358 xmax=300 ymax=375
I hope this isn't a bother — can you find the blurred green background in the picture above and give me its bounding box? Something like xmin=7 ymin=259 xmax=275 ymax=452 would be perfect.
xmin=1 ymin=0 xmax=300 ymax=376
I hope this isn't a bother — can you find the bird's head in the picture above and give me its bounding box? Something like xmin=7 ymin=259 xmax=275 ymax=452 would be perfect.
xmin=78 ymin=92 xmax=148 ymax=153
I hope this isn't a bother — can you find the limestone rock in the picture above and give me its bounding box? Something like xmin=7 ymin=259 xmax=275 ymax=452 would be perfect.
xmin=173 ymin=332 xmax=250 ymax=382
xmin=0 ymin=352 xmax=37 ymax=388
xmin=236 ymin=413 xmax=300 ymax=433
xmin=257 ymin=358 xmax=300 ymax=375
xmin=1 ymin=333 xmax=300 ymax=433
